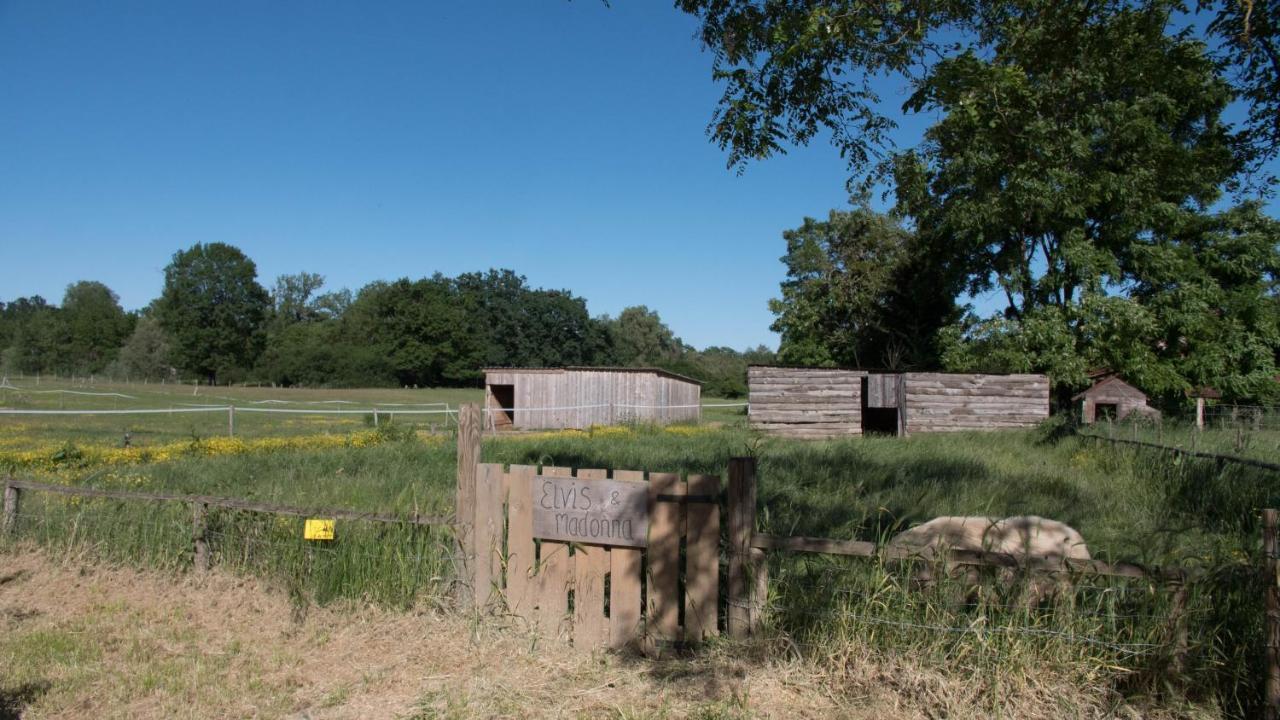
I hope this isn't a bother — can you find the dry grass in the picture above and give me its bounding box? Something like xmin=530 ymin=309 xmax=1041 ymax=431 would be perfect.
xmin=0 ymin=547 xmax=1215 ymax=720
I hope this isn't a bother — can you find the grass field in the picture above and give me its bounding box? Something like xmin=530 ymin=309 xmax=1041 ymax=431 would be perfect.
xmin=2 ymin=381 xmax=1278 ymax=716
xmin=5 ymin=549 xmax=1202 ymax=720
xmin=0 ymin=377 xmax=749 ymax=446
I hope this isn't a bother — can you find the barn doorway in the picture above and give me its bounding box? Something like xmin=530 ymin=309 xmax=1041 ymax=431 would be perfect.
xmin=860 ymin=376 xmax=901 ymax=436
xmin=488 ymin=384 xmax=515 ymax=429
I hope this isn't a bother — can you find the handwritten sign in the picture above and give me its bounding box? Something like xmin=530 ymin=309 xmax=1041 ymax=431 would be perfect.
xmin=531 ymin=475 xmax=648 ymax=548
xmin=304 ymin=518 xmax=335 ymax=541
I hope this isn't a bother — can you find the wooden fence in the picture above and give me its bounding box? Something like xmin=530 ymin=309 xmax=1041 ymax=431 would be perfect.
xmin=453 ymin=407 xmax=1214 ymax=654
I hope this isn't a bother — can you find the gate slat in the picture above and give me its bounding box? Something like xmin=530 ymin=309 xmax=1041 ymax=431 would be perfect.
xmin=573 ymin=469 xmax=610 ymax=648
xmin=610 ymin=469 xmax=645 ymax=649
xmin=537 ymin=466 xmax=575 ymax=638
xmin=648 ymin=472 xmax=682 ymax=641
xmin=474 ymin=463 xmax=505 ymax=610
xmin=506 ymin=464 xmax=537 ymax=615
xmin=685 ymin=473 xmax=720 ymax=640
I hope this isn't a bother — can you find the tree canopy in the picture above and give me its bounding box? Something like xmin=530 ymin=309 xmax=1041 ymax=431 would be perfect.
xmin=2 ymin=240 xmax=774 ymax=394
xmin=155 ymin=243 xmax=271 ymax=384
xmin=743 ymin=0 xmax=1279 ymax=402
xmin=769 ymin=206 xmax=962 ymax=369
xmin=678 ymin=0 xmax=1280 ymax=186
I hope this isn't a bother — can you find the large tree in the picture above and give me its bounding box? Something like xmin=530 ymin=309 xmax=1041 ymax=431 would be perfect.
xmin=678 ymin=0 xmax=1278 ymax=184
xmin=895 ymin=2 xmax=1236 ymax=321
xmin=270 ymin=272 xmax=327 ymax=328
xmin=343 ymin=276 xmax=481 ymax=387
xmin=453 ymin=269 xmax=604 ymax=369
xmin=896 ymin=2 xmax=1277 ymax=398
xmin=113 ymin=315 xmax=173 ymax=381
xmin=0 ymin=299 xmax=64 ymax=375
xmin=60 ymin=281 xmax=133 ymax=373
xmin=155 ymin=243 xmax=271 ymax=384
xmin=1131 ymin=202 xmax=1280 ymax=401
xmin=604 ymin=306 xmax=686 ymax=366
xmin=769 ymin=206 xmax=961 ymax=369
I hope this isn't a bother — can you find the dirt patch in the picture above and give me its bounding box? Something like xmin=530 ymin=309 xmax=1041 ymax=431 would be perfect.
xmin=0 ymin=548 xmax=1213 ymax=719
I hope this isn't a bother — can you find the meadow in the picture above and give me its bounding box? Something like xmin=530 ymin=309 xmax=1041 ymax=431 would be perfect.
xmin=2 ymin=380 xmax=1278 ymax=716
xmin=0 ymin=376 xmax=748 ymax=446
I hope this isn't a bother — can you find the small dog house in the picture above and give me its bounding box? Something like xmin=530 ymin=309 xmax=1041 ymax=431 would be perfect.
xmin=1074 ymin=376 xmax=1160 ymax=424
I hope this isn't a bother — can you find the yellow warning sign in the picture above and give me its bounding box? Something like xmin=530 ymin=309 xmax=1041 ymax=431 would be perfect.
xmin=304 ymin=519 xmax=335 ymax=541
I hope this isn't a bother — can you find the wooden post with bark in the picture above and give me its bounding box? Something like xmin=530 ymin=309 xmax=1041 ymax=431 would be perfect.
xmin=192 ymin=502 xmax=210 ymax=573
xmin=727 ymin=456 xmax=763 ymax=638
xmin=2 ymin=476 xmax=18 ymax=536
xmin=1265 ymin=508 xmax=1280 ymax=720
xmin=455 ymin=404 xmax=482 ymax=607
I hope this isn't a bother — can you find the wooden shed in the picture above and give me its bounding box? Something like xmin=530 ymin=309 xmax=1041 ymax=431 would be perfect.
xmin=482 ymin=367 xmax=701 ymax=430
xmin=747 ymin=366 xmax=1050 ymax=439
xmin=1073 ymin=376 xmax=1160 ymax=424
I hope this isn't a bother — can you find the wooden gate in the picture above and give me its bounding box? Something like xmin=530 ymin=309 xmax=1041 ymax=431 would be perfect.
xmin=467 ymin=462 xmax=722 ymax=649
xmin=454 ymin=404 xmax=763 ymax=649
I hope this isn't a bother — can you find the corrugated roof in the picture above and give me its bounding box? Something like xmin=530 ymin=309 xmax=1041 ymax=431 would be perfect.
xmin=482 ymin=366 xmax=702 ymax=386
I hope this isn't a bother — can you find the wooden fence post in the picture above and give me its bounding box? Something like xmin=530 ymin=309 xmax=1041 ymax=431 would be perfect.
xmin=227 ymin=406 xmax=235 ymax=438
xmin=192 ymin=502 xmax=209 ymax=573
xmin=3 ymin=478 xmax=19 ymax=536
xmin=1265 ymin=508 xmax=1279 ymax=720
xmin=727 ymin=456 xmax=763 ymax=638
xmin=455 ymin=404 xmax=482 ymax=607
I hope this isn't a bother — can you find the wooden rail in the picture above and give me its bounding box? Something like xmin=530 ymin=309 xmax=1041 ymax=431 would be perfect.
xmin=3 ymin=478 xmax=451 ymax=527
xmin=751 ymin=532 xmax=1189 ymax=581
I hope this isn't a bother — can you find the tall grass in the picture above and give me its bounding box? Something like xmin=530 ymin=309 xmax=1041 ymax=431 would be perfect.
xmin=2 ymin=420 xmax=1276 ymax=715
xmin=2 ymin=490 xmax=454 ymax=610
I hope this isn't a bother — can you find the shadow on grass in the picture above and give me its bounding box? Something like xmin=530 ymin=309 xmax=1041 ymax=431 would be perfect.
xmin=0 ymin=681 xmax=50 ymax=720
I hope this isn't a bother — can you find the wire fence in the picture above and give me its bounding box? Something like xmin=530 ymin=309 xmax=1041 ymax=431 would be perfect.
xmin=0 ymin=399 xmax=751 ymax=441
xmin=1 ymin=481 xmax=457 ymax=608
xmin=1203 ymin=404 xmax=1280 ymax=431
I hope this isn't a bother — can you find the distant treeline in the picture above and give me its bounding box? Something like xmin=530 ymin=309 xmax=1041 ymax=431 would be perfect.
xmin=0 ymin=243 xmax=774 ymax=397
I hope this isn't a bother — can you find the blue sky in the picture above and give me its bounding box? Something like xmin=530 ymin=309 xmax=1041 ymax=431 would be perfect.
xmin=0 ymin=2 xmax=1269 ymax=351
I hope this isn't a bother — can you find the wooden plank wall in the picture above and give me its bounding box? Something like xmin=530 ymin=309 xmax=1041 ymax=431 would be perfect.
xmin=482 ymin=463 xmax=721 ymax=649
xmin=484 ymin=369 xmax=700 ymax=430
xmin=902 ymin=372 xmax=1049 ymax=433
xmin=747 ymin=366 xmax=865 ymax=439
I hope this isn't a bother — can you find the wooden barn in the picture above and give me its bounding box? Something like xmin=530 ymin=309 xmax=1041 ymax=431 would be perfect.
xmin=482 ymin=367 xmax=701 ymax=430
xmin=1074 ymin=375 xmax=1160 ymax=424
xmin=747 ymin=366 xmax=1050 ymax=438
